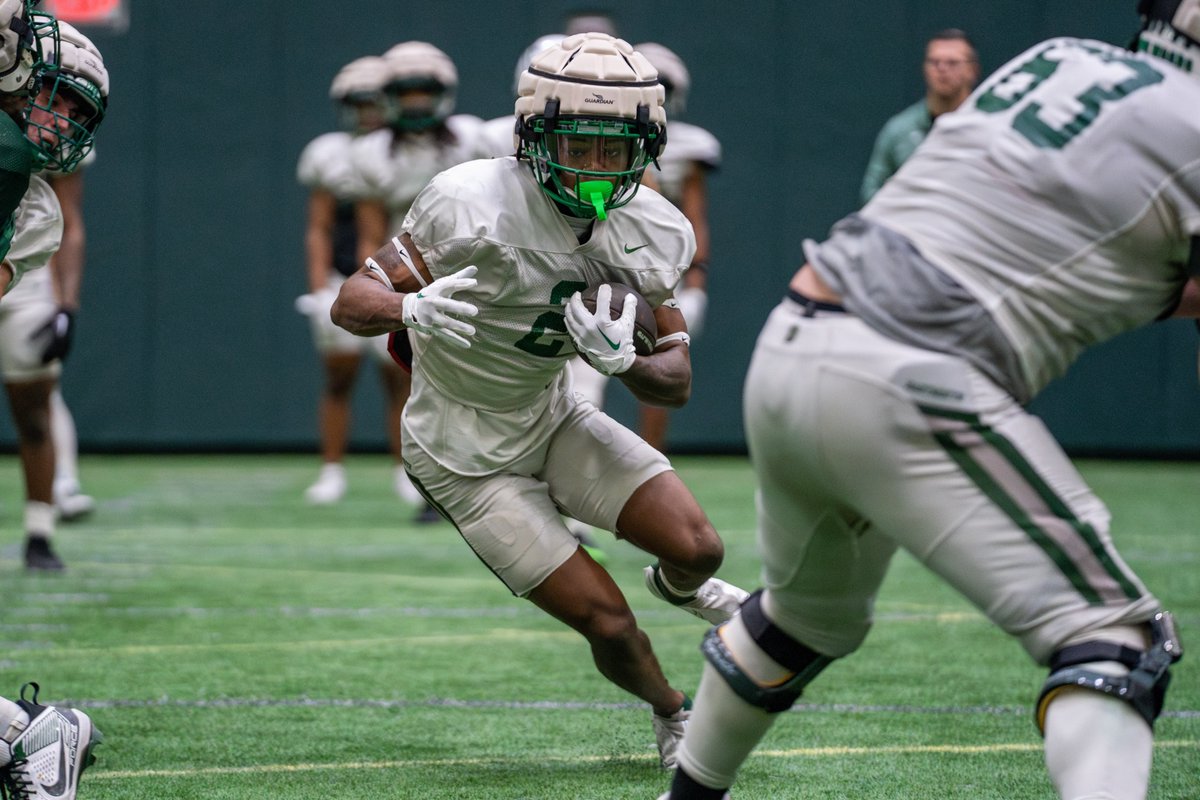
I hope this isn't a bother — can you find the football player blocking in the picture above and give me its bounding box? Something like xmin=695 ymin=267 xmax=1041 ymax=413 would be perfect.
xmin=661 ymin=3 xmax=1195 ymax=800
xmin=332 ymin=33 xmax=747 ymax=768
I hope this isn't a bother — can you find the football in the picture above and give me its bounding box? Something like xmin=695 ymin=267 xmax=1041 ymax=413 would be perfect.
xmin=581 ymin=282 xmax=658 ymax=356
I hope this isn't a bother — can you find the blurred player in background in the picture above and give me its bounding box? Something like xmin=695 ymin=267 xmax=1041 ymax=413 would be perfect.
xmin=2 ymin=19 xmax=107 ymax=571
xmin=341 ymin=41 xmax=488 ymax=520
xmin=661 ymin=3 xmax=1197 ymax=799
xmin=0 ymin=0 xmax=55 ymax=300
xmin=1 ymin=681 xmax=100 ymax=800
xmin=631 ymin=42 xmax=718 ymax=452
xmin=859 ymin=28 xmax=979 ymax=204
xmin=332 ymin=34 xmax=747 ymax=768
xmin=45 ymin=149 xmax=94 ymax=520
xmin=295 ymin=55 xmax=397 ymax=506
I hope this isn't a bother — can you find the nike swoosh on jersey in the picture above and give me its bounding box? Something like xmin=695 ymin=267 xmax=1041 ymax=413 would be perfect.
xmin=623 ymin=243 xmax=649 ymax=253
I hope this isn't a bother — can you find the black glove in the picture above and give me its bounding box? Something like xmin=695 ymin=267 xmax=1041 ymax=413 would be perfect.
xmin=32 ymin=307 xmax=75 ymax=364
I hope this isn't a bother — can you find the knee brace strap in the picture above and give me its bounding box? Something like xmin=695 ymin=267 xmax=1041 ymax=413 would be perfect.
xmin=700 ymin=591 xmax=833 ymax=713
xmin=1036 ymin=611 xmax=1183 ymax=733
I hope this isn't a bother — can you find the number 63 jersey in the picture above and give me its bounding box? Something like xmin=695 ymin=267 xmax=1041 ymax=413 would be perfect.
xmin=862 ymin=38 xmax=1200 ymax=401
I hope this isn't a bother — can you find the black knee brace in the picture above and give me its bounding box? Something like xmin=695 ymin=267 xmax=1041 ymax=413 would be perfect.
xmin=1036 ymin=610 xmax=1183 ymax=733
xmin=700 ymin=590 xmax=834 ymax=713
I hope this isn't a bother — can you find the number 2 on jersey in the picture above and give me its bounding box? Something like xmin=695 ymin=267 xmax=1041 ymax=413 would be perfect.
xmin=975 ymin=42 xmax=1163 ymax=149
xmin=514 ymin=279 xmax=587 ymax=357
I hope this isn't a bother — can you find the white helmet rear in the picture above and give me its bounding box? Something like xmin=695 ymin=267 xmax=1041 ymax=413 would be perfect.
xmin=635 ymin=42 xmax=690 ymax=117
xmin=330 ymin=55 xmax=389 ymax=101
xmin=28 ymin=20 xmax=106 ymax=172
xmin=330 ymin=56 xmax=389 ymax=134
xmin=515 ymin=33 xmax=665 ymax=219
xmin=1136 ymin=0 xmax=1200 ymax=76
xmin=382 ymin=41 xmax=457 ymax=130
xmin=511 ymin=33 xmax=565 ymax=95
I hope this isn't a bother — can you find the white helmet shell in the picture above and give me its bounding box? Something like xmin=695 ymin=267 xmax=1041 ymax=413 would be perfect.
xmin=330 ymin=55 xmax=389 ymax=100
xmin=0 ymin=0 xmax=39 ymax=95
xmin=635 ymin=42 xmax=690 ymax=116
xmin=512 ymin=34 xmax=566 ymax=95
xmin=47 ymin=21 xmax=108 ymax=100
xmin=383 ymin=41 xmax=458 ymax=90
xmin=515 ymin=32 xmax=664 ymax=127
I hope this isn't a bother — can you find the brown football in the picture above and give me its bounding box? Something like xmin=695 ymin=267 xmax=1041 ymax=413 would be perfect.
xmin=580 ymin=283 xmax=658 ymax=356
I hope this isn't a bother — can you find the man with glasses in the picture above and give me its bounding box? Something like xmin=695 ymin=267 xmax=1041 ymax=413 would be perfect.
xmin=860 ymin=29 xmax=979 ymax=203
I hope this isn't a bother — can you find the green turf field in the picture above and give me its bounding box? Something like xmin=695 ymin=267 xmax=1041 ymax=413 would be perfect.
xmin=1 ymin=454 xmax=1196 ymax=799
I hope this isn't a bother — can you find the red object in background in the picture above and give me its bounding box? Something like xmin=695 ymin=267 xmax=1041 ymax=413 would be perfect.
xmin=43 ymin=0 xmax=128 ymax=31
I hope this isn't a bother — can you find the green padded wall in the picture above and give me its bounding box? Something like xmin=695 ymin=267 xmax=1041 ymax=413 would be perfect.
xmin=1 ymin=1 xmax=1196 ymax=455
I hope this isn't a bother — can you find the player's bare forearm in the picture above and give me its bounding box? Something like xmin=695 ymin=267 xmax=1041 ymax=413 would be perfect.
xmin=618 ymin=343 xmax=691 ymax=407
xmin=0 ymin=261 xmax=11 ymax=299
xmin=330 ymin=270 xmax=407 ymax=336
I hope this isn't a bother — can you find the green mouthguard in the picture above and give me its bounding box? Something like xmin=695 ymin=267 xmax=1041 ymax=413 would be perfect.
xmin=578 ymin=180 xmax=613 ymax=220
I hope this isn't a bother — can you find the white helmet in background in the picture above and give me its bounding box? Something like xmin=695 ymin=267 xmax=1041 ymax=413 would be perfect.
xmin=382 ymin=41 xmax=457 ymax=131
xmin=635 ymin=42 xmax=690 ymax=117
xmin=512 ymin=33 xmax=565 ymax=95
xmin=329 ymin=55 xmax=389 ymax=133
xmin=0 ymin=0 xmax=53 ymax=96
xmin=28 ymin=20 xmax=107 ymax=172
xmin=1136 ymin=0 xmax=1200 ymax=77
xmin=515 ymin=33 xmax=665 ymax=219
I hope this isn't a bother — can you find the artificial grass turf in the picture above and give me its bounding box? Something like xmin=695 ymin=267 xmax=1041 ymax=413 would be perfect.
xmin=1 ymin=454 xmax=1196 ymax=798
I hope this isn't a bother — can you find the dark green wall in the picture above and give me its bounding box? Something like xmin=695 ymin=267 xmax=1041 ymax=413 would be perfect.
xmin=2 ymin=1 xmax=1197 ymax=455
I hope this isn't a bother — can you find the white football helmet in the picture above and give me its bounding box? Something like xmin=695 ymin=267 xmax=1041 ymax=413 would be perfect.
xmin=27 ymin=20 xmax=107 ymax=172
xmin=0 ymin=0 xmax=54 ymax=96
xmin=515 ymin=32 xmax=665 ymax=220
xmin=329 ymin=55 xmax=389 ymax=133
xmin=1136 ymin=0 xmax=1200 ymax=76
xmin=382 ymin=41 xmax=457 ymax=131
xmin=635 ymin=42 xmax=690 ymax=117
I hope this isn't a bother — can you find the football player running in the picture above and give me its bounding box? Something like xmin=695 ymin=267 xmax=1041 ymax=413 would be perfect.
xmin=660 ymin=3 xmax=1197 ymax=799
xmin=1 ymin=19 xmax=108 ymax=572
xmin=333 ymin=33 xmax=747 ymax=768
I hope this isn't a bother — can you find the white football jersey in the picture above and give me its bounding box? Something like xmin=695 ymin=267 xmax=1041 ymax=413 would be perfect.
xmin=2 ymin=175 xmax=63 ymax=299
xmin=862 ymin=38 xmax=1200 ymax=399
xmin=347 ymin=114 xmax=490 ymax=226
xmin=296 ymin=131 xmax=358 ymax=200
xmin=652 ymin=120 xmax=720 ymax=206
xmin=401 ymin=157 xmax=695 ymax=474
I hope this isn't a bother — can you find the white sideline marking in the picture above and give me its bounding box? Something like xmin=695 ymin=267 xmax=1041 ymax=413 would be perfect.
xmin=84 ymin=740 xmax=1200 ymax=781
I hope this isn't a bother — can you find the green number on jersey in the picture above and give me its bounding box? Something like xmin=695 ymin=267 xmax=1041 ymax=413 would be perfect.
xmin=976 ymin=43 xmax=1163 ymax=149
xmin=514 ymin=279 xmax=587 ymax=357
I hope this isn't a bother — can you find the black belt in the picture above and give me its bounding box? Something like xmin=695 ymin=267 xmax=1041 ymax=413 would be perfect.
xmin=786 ymin=288 xmax=846 ymax=317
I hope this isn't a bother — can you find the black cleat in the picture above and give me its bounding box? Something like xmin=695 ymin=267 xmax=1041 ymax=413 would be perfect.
xmin=414 ymin=502 xmax=441 ymax=524
xmin=24 ymin=535 xmax=66 ymax=572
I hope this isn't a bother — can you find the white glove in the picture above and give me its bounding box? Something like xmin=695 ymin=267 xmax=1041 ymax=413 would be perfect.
xmin=676 ymin=286 xmax=708 ymax=338
xmin=402 ymin=265 xmax=480 ymax=349
xmin=564 ymin=284 xmax=638 ymax=376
